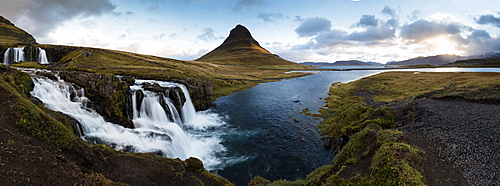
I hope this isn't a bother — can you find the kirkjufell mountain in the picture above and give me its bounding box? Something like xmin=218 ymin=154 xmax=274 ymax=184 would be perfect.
xmin=196 ymin=25 xmax=299 ymax=66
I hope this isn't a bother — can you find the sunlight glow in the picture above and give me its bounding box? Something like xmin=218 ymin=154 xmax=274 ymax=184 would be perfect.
xmin=426 ymin=36 xmax=463 ymax=55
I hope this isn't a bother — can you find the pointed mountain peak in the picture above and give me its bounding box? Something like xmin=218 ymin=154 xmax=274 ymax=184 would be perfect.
xmin=216 ymin=24 xmax=268 ymax=53
xmin=196 ymin=24 xmax=301 ymax=66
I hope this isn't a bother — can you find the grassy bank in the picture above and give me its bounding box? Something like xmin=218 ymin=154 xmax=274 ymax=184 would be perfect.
xmin=252 ymin=71 xmax=500 ymax=185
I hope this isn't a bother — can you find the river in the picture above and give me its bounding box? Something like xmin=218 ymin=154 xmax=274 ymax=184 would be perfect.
xmin=209 ymin=67 xmax=500 ymax=185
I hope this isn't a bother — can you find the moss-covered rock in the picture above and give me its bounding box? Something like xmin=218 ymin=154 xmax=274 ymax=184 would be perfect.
xmin=59 ymin=71 xmax=133 ymax=128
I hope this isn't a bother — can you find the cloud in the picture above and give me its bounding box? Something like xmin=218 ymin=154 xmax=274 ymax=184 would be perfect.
xmin=169 ymin=33 xmax=178 ymax=39
xmin=381 ymin=6 xmax=397 ymax=17
xmin=357 ymin=15 xmax=378 ymax=27
xmin=196 ymin=28 xmax=224 ymax=42
xmin=400 ymin=19 xmax=462 ymax=42
xmin=470 ymin=29 xmax=491 ymax=39
xmin=154 ymin=33 xmax=166 ymax=40
xmin=408 ymin=10 xmax=421 ymax=21
xmin=475 ymin=14 xmax=500 ymax=28
xmin=295 ymin=17 xmax=332 ymax=37
xmin=258 ymin=13 xmax=286 ymax=22
xmin=232 ymin=0 xmax=265 ymax=11
xmin=14 ymin=0 xmax=117 ymax=38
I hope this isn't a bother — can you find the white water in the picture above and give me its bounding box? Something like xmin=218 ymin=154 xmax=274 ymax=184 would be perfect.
xmin=38 ymin=48 xmax=49 ymax=64
xmin=2 ymin=48 xmax=10 ymax=65
xmin=29 ymin=72 xmax=227 ymax=169
xmin=13 ymin=47 xmax=24 ymax=63
xmin=2 ymin=47 xmax=25 ymax=65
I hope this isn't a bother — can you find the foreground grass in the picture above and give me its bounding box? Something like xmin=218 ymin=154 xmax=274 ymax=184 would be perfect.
xmin=252 ymin=71 xmax=500 ymax=185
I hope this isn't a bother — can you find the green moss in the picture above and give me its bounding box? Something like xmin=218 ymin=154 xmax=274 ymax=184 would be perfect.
xmin=15 ymin=100 xmax=80 ymax=150
xmin=331 ymin=125 xmax=381 ymax=169
xmin=250 ymin=176 xmax=304 ymax=186
xmin=370 ymin=143 xmax=425 ymax=185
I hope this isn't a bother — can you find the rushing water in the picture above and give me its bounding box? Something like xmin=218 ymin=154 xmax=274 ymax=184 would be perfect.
xmin=27 ymin=70 xmax=227 ymax=170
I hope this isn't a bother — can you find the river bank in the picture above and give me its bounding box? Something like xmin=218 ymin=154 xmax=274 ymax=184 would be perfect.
xmin=253 ymin=71 xmax=499 ymax=185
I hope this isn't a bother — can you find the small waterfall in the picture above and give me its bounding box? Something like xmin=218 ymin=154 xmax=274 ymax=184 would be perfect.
xmin=179 ymin=84 xmax=198 ymax=125
xmin=3 ymin=48 xmax=10 ymax=65
xmin=3 ymin=47 xmax=49 ymax=65
xmin=27 ymin=70 xmax=226 ymax=169
xmin=38 ymin=48 xmax=49 ymax=64
xmin=13 ymin=47 xmax=25 ymax=63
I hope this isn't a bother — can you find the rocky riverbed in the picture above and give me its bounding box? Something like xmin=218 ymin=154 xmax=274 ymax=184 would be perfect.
xmin=400 ymin=99 xmax=499 ymax=186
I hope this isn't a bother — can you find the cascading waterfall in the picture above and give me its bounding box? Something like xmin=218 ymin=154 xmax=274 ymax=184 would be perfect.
xmin=38 ymin=48 xmax=49 ymax=64
xmin=13 ymin=47 xmax=25 ymax=63
xmin=2 ymin=48 xmax=10 ymax=65
xmin=28 ymin=70 xmax=227 ymax=169
xmin=3 ymin=47 xmax=49 ymax=65
xmin=2 ymin=47 xmax=25 ymax=65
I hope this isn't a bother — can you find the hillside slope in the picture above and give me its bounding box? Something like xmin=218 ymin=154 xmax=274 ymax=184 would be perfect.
xmin=196 ymin=25 xmax=302 ymax=67
xmin=0 ymin=15 xmax=36 ymax=45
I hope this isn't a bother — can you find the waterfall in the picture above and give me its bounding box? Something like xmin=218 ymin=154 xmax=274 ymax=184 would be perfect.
xmin=38 ymin=48 xmax=49 ymax=64
xmin=179 ymin=84 xmax=199 ymax=126
xmin=3 ymin=48 xmax=10 ymax=65
xmin=13 ymin=47 xmax=25 ymax=63
xmin=27 ymin=70 xmax=227 ymax=169
xmin=2 ymin=47 xmax=27 ymax=65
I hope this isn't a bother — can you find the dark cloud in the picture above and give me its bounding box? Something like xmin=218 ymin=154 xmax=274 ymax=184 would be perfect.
xmin=15 ymin=0 xmax=117 ymax=37
xmin=357 ymin=15 xmax=378 ymax=27
xmin=381 ymin=6 xmax=397 ymax=17
xmin=475 ymin=14 xmax=500 ymax=28
xmin=295 ymin=17 xmax=332 ymax=37
xmin=470 ymin=29 xmax=491 ymax=39
xmin=232 ymin=0 xmax=265 ymax=11
xmin=258 ymin=13 xmax=286 ymax=22
xmin=196 ymin=28 xmax=224 ymax=42
xmin=400 ymin=20 xmax=462 ymax=41
xmin=314 ymin=29 xmax=348 ymax=47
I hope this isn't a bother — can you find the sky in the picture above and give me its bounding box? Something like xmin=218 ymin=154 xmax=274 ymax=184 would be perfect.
xmin=1 ymin=0 xmax=500 ymax=63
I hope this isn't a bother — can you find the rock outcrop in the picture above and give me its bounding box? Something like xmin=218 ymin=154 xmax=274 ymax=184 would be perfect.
xmin=175 ymin=78 xmax=215 ymax=111
xmin=59 ymin=71 xmax=133 ymax=128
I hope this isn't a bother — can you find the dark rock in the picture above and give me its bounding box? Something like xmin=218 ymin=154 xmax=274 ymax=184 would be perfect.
xmin=35 ymin=71 xmax=57 ymax=81
xmin=134 ymin=89 xmax=144 ymax=114
xmin=59 ymin=71 xmax=133 ymax=128
xmin=175 ymin=78 xmax=215 ymax=111
xmin=143 ymin=83 xmax=166 ymax=92
xmin=164 ymin=87 xmax=186 ymax=114
xmin=121 ymin=76 xmax=135 ymax=86
xmin=184 ymin=157 xmax=204 ymax=173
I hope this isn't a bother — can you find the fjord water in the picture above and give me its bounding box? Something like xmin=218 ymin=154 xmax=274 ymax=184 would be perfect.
xmin=211 ymin=67 xmax=500 ymax=185
xmin=212 ymin=70 xmax=383 ymax=184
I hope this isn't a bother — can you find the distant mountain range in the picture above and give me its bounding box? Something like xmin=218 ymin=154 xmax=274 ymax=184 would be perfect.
xmin=302 ymin=53 xmax=500 ymax=66
xmin=301 ymin=60 xmax=383 ymax=66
